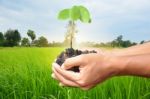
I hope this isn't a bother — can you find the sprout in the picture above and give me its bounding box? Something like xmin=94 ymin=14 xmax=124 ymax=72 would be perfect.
xmin=58 ymin=5 xmax=91 ymax=48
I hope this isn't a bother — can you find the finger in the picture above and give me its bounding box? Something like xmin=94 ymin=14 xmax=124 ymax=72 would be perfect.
xmin=52 ymin=66 xmax=59 ymax=80
xmin=52 ymin=62 xmax=60 ymax=72
xmin=53 ymin=63 xmax=80 ymax=81
xmin=52 ymin=63 xmax=55 ymax=73
xmin=59 ymin=82 xmax=65 ymax=87
xmin=51 ymin=61 xmax=58 ymax=72
xmin=80 ymin=79 xmax=100 ymax=90
xmin=53 ymin=67 xmax=79 ymax=87
xmin=81 ymin=84 xmax=96 ymax=90
xmin=62 ymin=55 xmax=83 ymax=70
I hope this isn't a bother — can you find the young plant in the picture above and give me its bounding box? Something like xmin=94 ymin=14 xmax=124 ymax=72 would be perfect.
xmin=56 ymin=5 xmax=96 ymax=72
xmin=58 ymin=5 xmax=91 ymax=48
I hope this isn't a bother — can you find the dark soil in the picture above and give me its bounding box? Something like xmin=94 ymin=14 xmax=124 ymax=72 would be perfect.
xmin=56 ymin=48 xmax=97 ymax=72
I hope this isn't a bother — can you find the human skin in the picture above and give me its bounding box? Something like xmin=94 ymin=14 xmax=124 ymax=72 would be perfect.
xmin=52 ymin=42 xmax=150 ymax=90
xmin=109 ymin=42 xmax=150 ymax=56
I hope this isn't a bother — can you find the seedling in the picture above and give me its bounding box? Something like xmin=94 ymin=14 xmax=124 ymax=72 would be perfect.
xmin=56 ymin=5 xmax=97 ymax=72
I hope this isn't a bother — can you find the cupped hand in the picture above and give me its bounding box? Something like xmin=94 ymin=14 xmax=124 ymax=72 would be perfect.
xmin=52 ymin=53 xmax=121 ymax=90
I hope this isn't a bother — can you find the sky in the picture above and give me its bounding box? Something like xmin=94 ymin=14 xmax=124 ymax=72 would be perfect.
xmin=0 ymin=0 xmax=150 ymax=43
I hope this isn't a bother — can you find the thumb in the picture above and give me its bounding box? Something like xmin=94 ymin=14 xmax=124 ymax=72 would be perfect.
xmin=62 ymin=55 xmax=83 ymax=70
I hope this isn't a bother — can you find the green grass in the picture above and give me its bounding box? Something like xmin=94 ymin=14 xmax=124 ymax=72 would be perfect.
xmin=0 ymin=47 xmax=150 ymax=99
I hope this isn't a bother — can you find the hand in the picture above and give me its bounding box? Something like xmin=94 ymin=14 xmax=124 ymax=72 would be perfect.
xmin=52 ymin=53 xmax=121 ymax=90
xmin=52 ymin=43 xmax=150 ymax=90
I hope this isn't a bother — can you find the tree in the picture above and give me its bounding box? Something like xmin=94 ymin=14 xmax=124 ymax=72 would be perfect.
xmin=21 ymin=37 xmax=30 ymax=46
xmin=58 ymin=5 xmax=91 ymax=48
xmin=36 ymin=36 xmax=48 ymax=47
xmin=27 ymin=29 xmax=36 ymax=45
xmin=116 ymin=35 xmax=123 ymax=47
xmin=111 ymin=40 xmax=117 ymax=47
xmin=4 ymin=29 xmax=21 ymax=47
xmin=131 ymin=42 xmax=137 ymax=46
xmin=140 ymin=40 xmax=145 ymax=44
xmin=111 ymin=35 xmax=123 ymax=47
xmin=0 ymin=32 xmax=4 ymax=46
xmin=122 ymin=40 xmax=132 ymax=47
xmin=110 ymin=35 xmax=137 ymax=48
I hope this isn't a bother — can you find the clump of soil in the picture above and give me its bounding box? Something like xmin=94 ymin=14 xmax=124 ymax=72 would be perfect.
xmin=56 ymin=48 xmax=97 ymax=72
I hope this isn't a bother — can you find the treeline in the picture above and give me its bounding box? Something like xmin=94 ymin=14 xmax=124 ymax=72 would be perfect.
xmin=79 ymin=35 xmax=145 ymax=48
xmin=0 ymin=29 xmax=49 ymax=47
xmin=0 ymin=29 xmax=146 ymax=47
xmin=51 ymin=35 xmax=147 ymax=48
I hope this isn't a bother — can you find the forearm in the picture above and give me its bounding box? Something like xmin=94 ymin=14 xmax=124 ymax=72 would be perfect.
xmin=111 ymin=42 xmax=150 ymax=56
xmin=114 ymin=54 xmax=150 ymax=77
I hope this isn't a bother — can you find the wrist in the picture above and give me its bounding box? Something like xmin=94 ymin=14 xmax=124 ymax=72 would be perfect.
xmin=109 ymin=49 xmax=125 ymax=56
xmin=108 ymin=55 xmax=130 ymax=76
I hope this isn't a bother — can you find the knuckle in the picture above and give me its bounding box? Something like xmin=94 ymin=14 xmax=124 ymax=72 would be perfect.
xmin=61 ymin=80 xmax=67 ymax=85
xmin=80 ymin=55 xmax=85 ymax=60
xmin=64 ymin=59 xmax=68 ymax=65
xmin=78 ymin=80 xmax=86 ymax=87
xmin=80 ymin=54 xmax=89 ymax=63
xmin=59 ymin=79 xmax=67 ymax=85
xmin=63 ymin=62 xmax=67 ymax=67
xmin=79 ymin=55 xmax=85 ymax=62
xmin=65 ymin=58 xmax=69 ymax=63
xmin=63 ymin=59 xmax=70 ymax=67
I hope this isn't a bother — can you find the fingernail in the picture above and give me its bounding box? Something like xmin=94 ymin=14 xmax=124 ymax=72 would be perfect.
xmin=59 ymin=83 xmax=65 ymax=87
xmin=51 ymin=73 xmax=55 ymax=79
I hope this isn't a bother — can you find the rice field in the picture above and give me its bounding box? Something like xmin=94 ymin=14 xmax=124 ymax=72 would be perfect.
xmin=0 ymin=47 xmax=150 ymax=99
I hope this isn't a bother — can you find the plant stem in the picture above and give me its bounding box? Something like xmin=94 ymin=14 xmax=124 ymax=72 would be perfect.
xmin=70 ymin=21 xmax=74 ymax=48
xmin=70 ymin=21 xmax=72 ymax=48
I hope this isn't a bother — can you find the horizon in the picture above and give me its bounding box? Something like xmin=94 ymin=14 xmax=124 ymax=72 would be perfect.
xmin=0 ymin=0 xmax=150 ymax=43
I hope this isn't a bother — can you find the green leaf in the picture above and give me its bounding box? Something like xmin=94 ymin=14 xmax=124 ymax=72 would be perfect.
xmin=79 ymin=6 xmax=91 ymax=23
xmin=58 ymin=9 xmax=70 ymax=20
xmin=70 ymin=6 xmax=80 ymax=21
xmin=57 ymin=5 xmax=92 ymax=23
